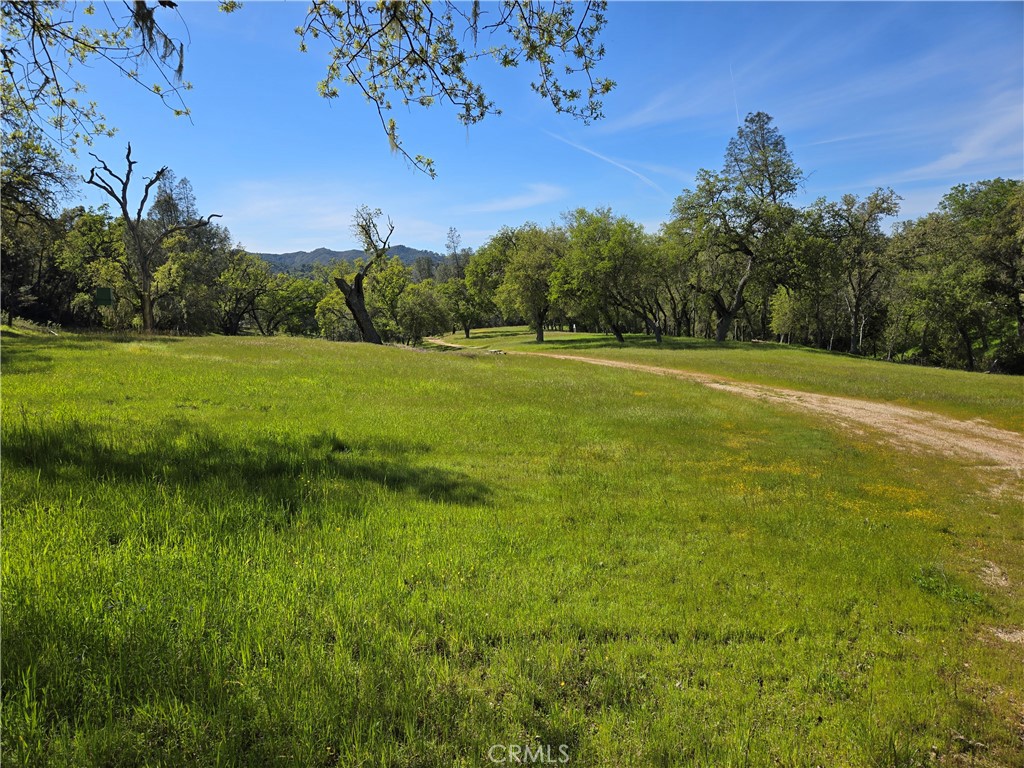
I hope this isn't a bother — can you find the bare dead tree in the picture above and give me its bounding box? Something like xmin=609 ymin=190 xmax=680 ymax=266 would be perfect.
xmin=85 ymin=143 xmax=219 ymax=332
xmin=334 ymin=206 xmax=395 ymax=344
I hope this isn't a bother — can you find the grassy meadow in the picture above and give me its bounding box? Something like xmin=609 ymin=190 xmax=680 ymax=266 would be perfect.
xmin=2 ymin=328 xmax=1023 ymax=767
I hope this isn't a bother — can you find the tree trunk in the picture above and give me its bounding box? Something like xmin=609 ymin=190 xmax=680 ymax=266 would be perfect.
xmin=712 ymin=292 xmax=735 ymax=341
xmin=335 ymin=274 xmax=382 ymax=344
xmin=603 ymin=310 xmax=625 ymax=343
xmin=710 ymin=258 xmax=751 ymax=343
xmin=715 ymin=312 xmax=734 ymax=342
xmin=463 ymin=325 xmax=471 ymax=339
xmin=141 ymin=289 xmax=155 ymax=333
xmin=958 ymin=324 xmax=976 ymax=371
xmin=221 ymin=315 xmax=242 ymax=336
xmin=533 ymin=308 xmax=548 ymax=342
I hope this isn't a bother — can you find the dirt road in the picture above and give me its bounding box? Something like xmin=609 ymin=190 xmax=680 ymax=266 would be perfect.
xmin=430 ymin=340 xmax=1024 ymax=479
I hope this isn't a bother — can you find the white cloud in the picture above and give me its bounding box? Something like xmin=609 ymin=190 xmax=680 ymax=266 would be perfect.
xmin=454 ymin=183 xmax=567 ymax=214
xmin=799 ymin=130 xmax=894 ymax=149
xmin=597 ymin=78 xmax=732 ymax=135
xmin=887 ymin=185 xmax=953 ymax=224
xmin=214 ymin=179 xmax=457 ymax=253
xmin=631 ymin=161 xmax=696 ymax=185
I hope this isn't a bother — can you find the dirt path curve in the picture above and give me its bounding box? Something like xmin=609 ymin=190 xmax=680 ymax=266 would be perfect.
xmin=429 ymin=339 xmax=1024 ymax=478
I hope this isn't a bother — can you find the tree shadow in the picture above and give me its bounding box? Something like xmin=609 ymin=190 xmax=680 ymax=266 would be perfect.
xmin=1 ymin=340 xmax=55 ymax=375
xmin=2 ymin=334 xmax=185 ymax=375
xmin=3 ymin=416 xmax=491 ymax=529
xmin=524 ymin=334 xmax=724 ymax=352
xmin=471 ymin=329 xmax=535 ymax=340
xmin=3 ymin=415 xmax=494 ymax=763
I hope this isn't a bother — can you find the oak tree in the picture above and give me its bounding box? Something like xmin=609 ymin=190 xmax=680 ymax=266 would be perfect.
xmin=673 ymin=112 xmax=801 ymax=342
xmin=495 ymin=223 xmax=565 ymax=342
xmin=1 ymin=0 xmax=194 ymax=150
xmin=819 ymin=188 xmax=902 ymax=354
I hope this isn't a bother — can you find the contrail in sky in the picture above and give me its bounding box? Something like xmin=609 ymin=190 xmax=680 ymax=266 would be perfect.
xmin=730 ymin=62 xmax=740 ymax=125
xmin=544 ymin=131 xmax=665 ymax=194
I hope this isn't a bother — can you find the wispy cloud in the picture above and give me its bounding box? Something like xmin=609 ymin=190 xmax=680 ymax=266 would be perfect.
xmin=454 ymin=183 xmax=566 ymax=214
xmin=887 ymin=185 xmax=955 ymax=224
xmin=213 ymin=180 xmax=364 ymax=252
xmin=216 ymin=179 xmax=456 ymax=253
xmin=597 ymin=78 xmax=731 ymax=135
xmin=799 ymin=130 xmax=894 ymax=148
xmin=775 ymin=18 xmax=1014 ymax=134
xmin=631 ymin=161 xmax=695 ymax=185
xmin=544 ymin=132 xmax=666 ymax=193
xmin=886 ymin=96 xmax=1023 ymax=184
xmin=595 ymin=11 xmax=880 ymax=137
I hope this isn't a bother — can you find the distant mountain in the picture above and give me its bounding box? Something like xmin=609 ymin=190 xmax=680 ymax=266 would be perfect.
xmin=257 ymin=245 xmax=443 ymax=274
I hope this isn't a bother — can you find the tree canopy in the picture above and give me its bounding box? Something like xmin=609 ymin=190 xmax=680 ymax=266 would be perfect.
xmin=299 ymin=0 xmax=613 ymax=176
xmin=1 ymin=0 xmax=613 ymax=175
xmin=1 ymin=0 xmax=193 ymax=150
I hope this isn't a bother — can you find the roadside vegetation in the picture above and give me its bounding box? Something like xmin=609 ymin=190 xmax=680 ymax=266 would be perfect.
xmin=3 ymin=332 xmax=1022 ymax=766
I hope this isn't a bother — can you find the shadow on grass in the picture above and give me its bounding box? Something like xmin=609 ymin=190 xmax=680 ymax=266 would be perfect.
xmin=2 ymin=333 xmax=185 ymax=375
xmin=0 ymin=333 xmax=75 ymax=374
xmin=1 ymin=342 xmax=55 ymax=375
xmin=2 ymin=414 xmax=496 ymax=765
xmin=3 ymin=415 xmax=491 ymax=518
xmin=475 ymin=333 xmax=736 ymax=352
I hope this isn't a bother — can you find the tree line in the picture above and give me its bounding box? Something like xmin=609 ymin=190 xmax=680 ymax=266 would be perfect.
xmin=3 ymin=111 xmax=1022 ymax=373
xmin=0 ymin=120 xmax=472 ymax=344
xmin=459 ymin=112 xmax=1023 ymax=373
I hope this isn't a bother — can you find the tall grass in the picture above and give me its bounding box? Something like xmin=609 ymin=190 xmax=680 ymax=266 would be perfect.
xmin=2 ymin=333 xmax=1022 ymax=766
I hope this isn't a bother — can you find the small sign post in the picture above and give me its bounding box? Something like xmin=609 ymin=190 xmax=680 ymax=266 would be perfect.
xmin=94 ymin=287 xmax=113 ymax=307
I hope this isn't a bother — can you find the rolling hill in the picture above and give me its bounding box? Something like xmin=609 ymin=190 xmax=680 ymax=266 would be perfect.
xmin=256 ymin=245 xmax=443 ymax=273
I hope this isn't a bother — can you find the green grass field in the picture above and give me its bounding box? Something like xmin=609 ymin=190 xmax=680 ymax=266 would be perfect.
xmin=3 ymin=330 xmax=1022 ymax=767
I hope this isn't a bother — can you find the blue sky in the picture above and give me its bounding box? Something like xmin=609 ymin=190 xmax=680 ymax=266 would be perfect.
xmin=68 ymin=1 xmax=1023 ymax=254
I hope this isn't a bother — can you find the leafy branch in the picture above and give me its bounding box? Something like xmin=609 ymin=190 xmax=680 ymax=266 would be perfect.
xmin=298 ymin=0 xmax=614 ymax=177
